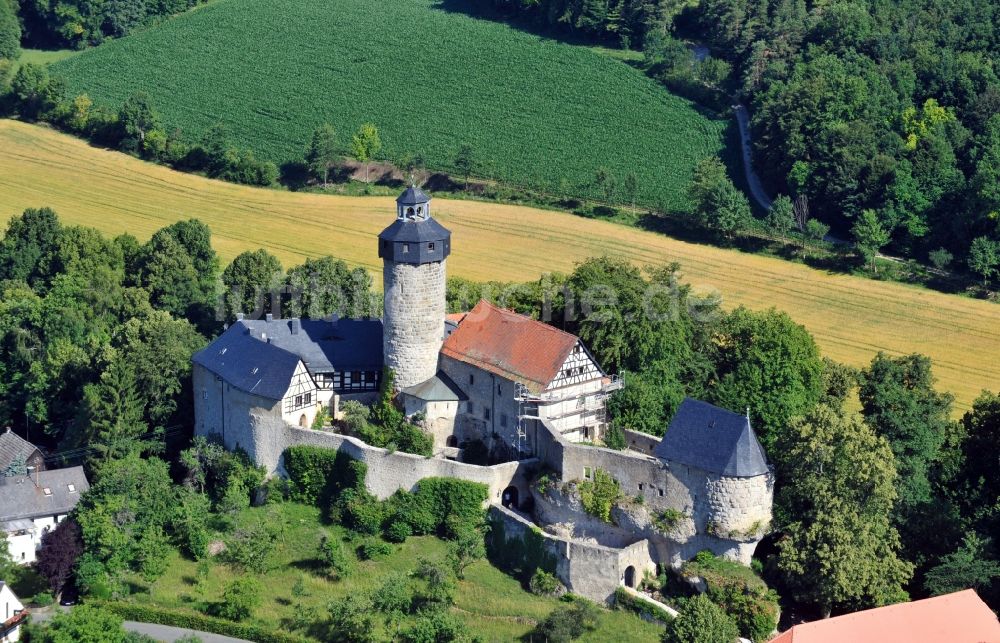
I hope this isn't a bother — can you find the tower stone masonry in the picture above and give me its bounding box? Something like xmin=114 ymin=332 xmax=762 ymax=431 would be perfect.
xmin=379 ymin=187 xmax=451 ymax=389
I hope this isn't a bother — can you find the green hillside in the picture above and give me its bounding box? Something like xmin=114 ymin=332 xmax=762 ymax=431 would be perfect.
xmin=51 ymin=0 xmax=730 ymax=211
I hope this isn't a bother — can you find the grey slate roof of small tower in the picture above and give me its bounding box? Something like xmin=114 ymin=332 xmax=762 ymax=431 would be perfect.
xmin=654 ymin=398 xmax=769 ymax=477
xmin=396 ymin=186 xmax=431 ymax=205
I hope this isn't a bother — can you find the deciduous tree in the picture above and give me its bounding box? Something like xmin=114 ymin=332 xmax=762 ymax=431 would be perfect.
xmin=852 ymin=209 xmax=890 ymax=273
xmin=351 ymin=123 xmax=381 ymax=183
xmin=968 ymin=236 xmax=999 ymax=287
xmin=221 ymin=249 xmax=283 ymax=319
xmin=306 ymin=124 xmax=338 ymax=186
xmin=776 ymin=404 xmax=912 ymax=617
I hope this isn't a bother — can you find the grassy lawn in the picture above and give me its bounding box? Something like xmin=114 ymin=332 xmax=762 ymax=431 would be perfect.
xmin=13 ymin=49 xmax=78 ymax=73
xmin=1 ymin=119 xmax=997 ymax=413
xmin=121 ymin=502 xmax=662 ymax=642
xmin=50 ymin=0 xmax=730 ymax=212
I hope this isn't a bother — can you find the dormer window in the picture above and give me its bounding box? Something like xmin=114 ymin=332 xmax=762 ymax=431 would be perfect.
xmin=402 ymin=243 xmax=410 ymax=253
xmin=43 ymin=487 xmax=52 ymax=496
xmin=428 ymin=242 xmax=435 ymax=251
xmin=67 ymin=484 xmax=76 ymax=493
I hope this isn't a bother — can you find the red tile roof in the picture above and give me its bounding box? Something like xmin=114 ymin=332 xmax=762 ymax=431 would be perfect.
xmin=440 ymin=300 xmax=579 ymax=393
xmin=770 ymin=590 xmax=1000 ymax=643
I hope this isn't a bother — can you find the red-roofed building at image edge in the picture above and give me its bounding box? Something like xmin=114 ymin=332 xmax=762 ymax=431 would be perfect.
xmin=771 ymin=589 xmax=1000 ymax=643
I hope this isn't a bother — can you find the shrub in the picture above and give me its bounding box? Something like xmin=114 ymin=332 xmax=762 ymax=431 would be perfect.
xmin=578 ymin=469 xmax=621 ymax=523
xmin=531 ymin=598 xmax=600 ymax=642
xmin=529 ymin=568 xmax=563 ymax=596
xmin=384 ymin=519 xmax=412 ymax=543
xmin=319 ymin=536 xmax=353 ymax=579
xmin=358 ymin=538 xmax=393 ymax=561
xmin=342 ymin=488 xmax=386 ymax=535
xmin=225 ymin=522 xmax=278 ymax=574
xmin=663 ymin=594 xmax=739 ymax=643
xmin=653 ymin=508 xmax=685 ymax=534
xmin=32 ymin=591 xmax=55 ymax=606
xmin=217 ymin=576 xmax=262 ymax=622
xmin=603 ymin=423 xmax=626 ymax=450
xmin=399 ymin=610 xmax=470 ymax=643
xmin=371 ymin=572 xmax=413 ymax=620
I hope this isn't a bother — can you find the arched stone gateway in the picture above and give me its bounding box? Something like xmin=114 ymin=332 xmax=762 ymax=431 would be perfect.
xmin=624 ymin=566 xmax=636 ymax=588
xmin=446 ymin=435 xmax=458 ymax=448
xmin=501 ymin=486 xmax=519 ymax=509
xmin=299 ymin=414 xmax=308 ymax=428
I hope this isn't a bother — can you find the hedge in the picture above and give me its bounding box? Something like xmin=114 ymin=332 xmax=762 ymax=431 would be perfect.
xmin=91 ymin=601 xmax=309 ymax=643
xmin=386 ymin=477 xmax=488 ymax=538
xmin=283 ymin=445 xmax=366 ymax=507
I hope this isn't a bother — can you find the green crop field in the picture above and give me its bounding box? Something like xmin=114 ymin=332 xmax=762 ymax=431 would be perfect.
xmin=51 ymin=0 xmax=731 ymax=211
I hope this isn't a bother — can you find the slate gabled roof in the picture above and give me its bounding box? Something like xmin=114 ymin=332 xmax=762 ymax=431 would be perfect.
xmin=0 ymin=429 xmax=40 ymax=471
xmin=238 ymin=318 xmax=383 ymax=372
xmin=192 ymin=325 xmax=302 ymax=400
xmin=0 ymin=466 xmax=89 ymax=521
xmin=396 ymin=186 xmax=431 ymax=205
xmin=440 ymin=300 xmax=582 ymax=393
xmin=654 ymin=398 xmax=769 ymax=477
xmin=401 ymin=371 xmax=467 ymax=402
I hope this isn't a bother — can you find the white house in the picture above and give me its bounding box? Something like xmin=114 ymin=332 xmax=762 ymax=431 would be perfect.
xmin=0 ymin=467 xmax=89 ymax=565
xmin=0 ymin=582 xmax=26 ymax=642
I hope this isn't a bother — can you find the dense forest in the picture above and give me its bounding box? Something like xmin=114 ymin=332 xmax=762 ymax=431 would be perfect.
xmin=476 ymin=0 xmax=1000 ymax=273
xmin=12 ymin=0 xmax=206 ymax=48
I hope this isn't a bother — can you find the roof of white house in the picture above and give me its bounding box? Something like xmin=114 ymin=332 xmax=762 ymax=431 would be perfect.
xmin=0 ymin=466 xmax=89 ymax=521
xmin=0 ymin=429 xmax=40 ymax=471
xmin=654 ymin=398 xmax=769 ymax=477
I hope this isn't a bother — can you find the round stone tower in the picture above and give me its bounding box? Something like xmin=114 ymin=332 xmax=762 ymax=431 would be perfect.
xmin=379 ymin=186 xmax=451 ymax=390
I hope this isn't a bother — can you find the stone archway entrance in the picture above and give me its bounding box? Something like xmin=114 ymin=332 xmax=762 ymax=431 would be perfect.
xmin=501 ymin=486 xmax=519 ymax=509
xmin=299 ymin=414 xmax=308 ymax=427
xmin=446 ymin=435 xmax=458 ymax=448
xmin=623 ymin=566 xmax=636 ymax=588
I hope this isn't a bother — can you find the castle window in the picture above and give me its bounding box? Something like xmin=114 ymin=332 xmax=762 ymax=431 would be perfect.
xmin=484 ymin=407 xmax=491 ymax=421
xmin=583 ymin=467 xmax=593 ymax=480
xmin=428 ymin=242 xmax=435 ymax=251
xmin=295 ymin=395 xmax=303 ymax=407
xmin=500 ymin=413 xmax=507 ymax=428
xmin=469 ymin=374 xmax=474 ymax=385
xmin=467 ymin=401 xmax=474 ymax=414
xmin=638 ymin=483 xmax=644 ymax=492
xmin=304 ymin=392 xmax=312 ymax=405
xmin=497 ymin=384 xmax=502 ymax=396
xmin=658 ymin=488 xmax=664 ymax=497
xmin=202 ymin=389 xmax=208 ymax=400
xmin=402 ymin=243 xmax=410 ymax=253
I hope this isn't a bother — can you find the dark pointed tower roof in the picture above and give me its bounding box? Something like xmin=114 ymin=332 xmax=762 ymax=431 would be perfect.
xmin=654 ymin=398 xmax=769 ymax=477
xmin=396 ymin=185 xmax=431 ymax=205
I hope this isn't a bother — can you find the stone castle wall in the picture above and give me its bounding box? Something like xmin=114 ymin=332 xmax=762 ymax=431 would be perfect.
xmin=383 ymin=259 xmax=446 ymax=389
xmin=489 ymin=505 xmax=655 ymax=604
xmin=194 ymin=368 xmax=537 ymax=503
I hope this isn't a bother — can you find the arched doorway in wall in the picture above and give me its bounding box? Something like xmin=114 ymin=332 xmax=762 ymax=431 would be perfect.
xmin=446 ymin=435 xmax=458 ymax=448
xmin=501 ymin=486 xmax=519 ymax=509
xmin=623 ymin=566 xmax=636 ymax=588
xmin=299 ymin=414 xmax=308 ymax=427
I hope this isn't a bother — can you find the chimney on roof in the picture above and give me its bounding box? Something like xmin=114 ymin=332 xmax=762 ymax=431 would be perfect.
xmin=291 ymin=319 xmax=301 ymax=335
xmin=236 ymin=312 xmax=245 ymax=321
xmin=265 ymin=313 xmax=273 ymax=322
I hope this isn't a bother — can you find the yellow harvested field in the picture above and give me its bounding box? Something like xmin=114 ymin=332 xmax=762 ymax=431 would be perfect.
xmin=2 ymin=119 xmax=998 ymax=412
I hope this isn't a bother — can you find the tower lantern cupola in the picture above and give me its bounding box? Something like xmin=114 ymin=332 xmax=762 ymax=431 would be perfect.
xmin=397 ymin=185 xmax=431 ymax=221
xmin=378 ymin=186 xmax=451 ymax=265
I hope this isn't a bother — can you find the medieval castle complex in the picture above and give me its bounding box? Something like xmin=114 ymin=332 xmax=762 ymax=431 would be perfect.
xmin=192 ymin=187 xmax=774 ymax=603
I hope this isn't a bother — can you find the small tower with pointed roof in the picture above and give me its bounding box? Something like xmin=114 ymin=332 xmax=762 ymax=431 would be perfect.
xmin=378 ymin=186 xmax=451 ymax=389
